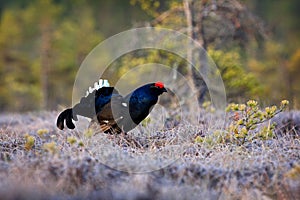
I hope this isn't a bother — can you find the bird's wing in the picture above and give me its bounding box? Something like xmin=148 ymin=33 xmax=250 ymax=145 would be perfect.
xmin=97 ymin=93 xmax=128 ymax=134
xmin=72 ymin=87 xmax=118 ymax=119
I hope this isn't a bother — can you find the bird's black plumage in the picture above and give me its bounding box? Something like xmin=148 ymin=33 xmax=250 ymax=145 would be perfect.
xmin=56 ymin=81 xmax=167 ymax=134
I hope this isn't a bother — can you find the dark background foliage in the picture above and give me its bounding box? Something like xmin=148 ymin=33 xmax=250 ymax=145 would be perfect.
xmin=0 ymin=0 xmax=299 ymax=111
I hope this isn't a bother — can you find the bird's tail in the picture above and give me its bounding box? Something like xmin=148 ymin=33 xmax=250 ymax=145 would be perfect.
xmin=56 ymin=79 xmax=110 ymax=130
xmin=56 ymin=98 xmax=95 ymax=130
xmin=56 ymin=108 xmax=77 ymax=130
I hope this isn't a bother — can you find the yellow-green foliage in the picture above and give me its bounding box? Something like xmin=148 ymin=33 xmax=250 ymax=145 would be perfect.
xmin=67 ymin=136 xmax=84 ymax=147
xmin=287 ymin=49 xmax=300 ymax=108
xmin=0 ymin=1 xmax=102 ymax=111
xmin=78 ymin=141 xmax=84 ymax=147
xmin=37 ymin=129 xmax=49 ymax=137
xmin=285 ymin=164 xmax=300 ymax=179
xmin=195 ymin=130 xmax=224 ymax=146
xmin=130 ymin=0 xmax=175 ymax=17
xmin=208 ymin=49 xmax=263 ymax=101
xmin=196 ymin=100 xmax=289 ymax=145
xmin=202 ymin=101 xmax=216 ymax=113
xmin=226 ymin=100 xmax=289 ymax=144
xmin=113 ymin=48 xmax=262 ymax=104
xmin=247 ymin=41 xmax=300 ymax=106
xmin=43 ymin=142 xmax=58 ymax=154
xmin=110 ymin=49 xmax=184 ymax=88
xmin=67 ymin=136 xmax=77 ymax=145
xmin=24 ymin=135 xmax=35 ymax=151
xmin=141 ymin=117 xmax=151 ymax=127
xmin=84 ymin=129 xmax=94 ymax=138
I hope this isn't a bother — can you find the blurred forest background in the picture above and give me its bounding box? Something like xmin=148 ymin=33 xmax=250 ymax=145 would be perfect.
xmin=0 ymin=0 xmax=299 ymax=112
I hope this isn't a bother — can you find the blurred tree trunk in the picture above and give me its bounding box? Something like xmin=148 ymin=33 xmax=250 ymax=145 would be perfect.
xmin=183 ymin=0 xmax=208 ymax=105
xmin=40 ymin=19 xmax=52 ymax=110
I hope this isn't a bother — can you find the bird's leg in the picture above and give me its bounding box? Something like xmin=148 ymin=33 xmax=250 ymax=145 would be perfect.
xmin=120 ymin=125 xmax=127 ymax=136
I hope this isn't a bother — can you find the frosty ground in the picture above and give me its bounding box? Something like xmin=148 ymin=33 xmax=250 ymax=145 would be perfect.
xmin=0 ymin=111 xmax=299 ymax=200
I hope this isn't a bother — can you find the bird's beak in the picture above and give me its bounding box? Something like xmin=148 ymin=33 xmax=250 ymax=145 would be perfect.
xmin=162 ymin=87 xmax=168 ymax=93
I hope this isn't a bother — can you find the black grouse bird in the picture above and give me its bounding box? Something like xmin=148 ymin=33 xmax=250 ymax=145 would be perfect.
xmin=56 ymin=79 xmax=167 ymax=134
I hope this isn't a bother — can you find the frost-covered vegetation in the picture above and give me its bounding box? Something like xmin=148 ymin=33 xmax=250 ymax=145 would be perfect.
xmin=0 ymin=103 xmax=299 ymax=199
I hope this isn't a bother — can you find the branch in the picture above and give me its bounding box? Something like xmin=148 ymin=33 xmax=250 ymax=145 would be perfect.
xmin=150 ymin=6 xmax=183 ymax=26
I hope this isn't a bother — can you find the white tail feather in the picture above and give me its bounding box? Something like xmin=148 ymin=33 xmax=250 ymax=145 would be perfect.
xmin=85 ymin=79 xmax=110 ymax=97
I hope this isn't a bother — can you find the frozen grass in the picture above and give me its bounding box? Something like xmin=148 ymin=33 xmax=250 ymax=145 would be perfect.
xmin=0 ymin=111 xmax=299 ymax=200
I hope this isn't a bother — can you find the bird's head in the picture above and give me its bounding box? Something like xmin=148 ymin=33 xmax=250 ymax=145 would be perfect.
xmin=150 ymin=81 xmax=168 ymax=95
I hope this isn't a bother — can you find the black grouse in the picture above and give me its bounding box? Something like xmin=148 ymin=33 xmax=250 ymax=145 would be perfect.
xmin=56 ymin=79 xmax=167 ymax=134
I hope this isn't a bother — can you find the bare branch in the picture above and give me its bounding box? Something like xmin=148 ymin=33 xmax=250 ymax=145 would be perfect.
xmin=150 ymin=6 xmax=183 ymax=26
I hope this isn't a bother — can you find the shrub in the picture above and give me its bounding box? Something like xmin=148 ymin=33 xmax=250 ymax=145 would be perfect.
xmin=195 ymin=100 xmax=289 ymax=145
xmin=226 ymin=100 xmax=289 ymax=144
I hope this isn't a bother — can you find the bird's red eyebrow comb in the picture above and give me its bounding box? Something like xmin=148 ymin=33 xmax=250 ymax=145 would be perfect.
xmin=155 ymin=82 xmax=164 ymax=88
